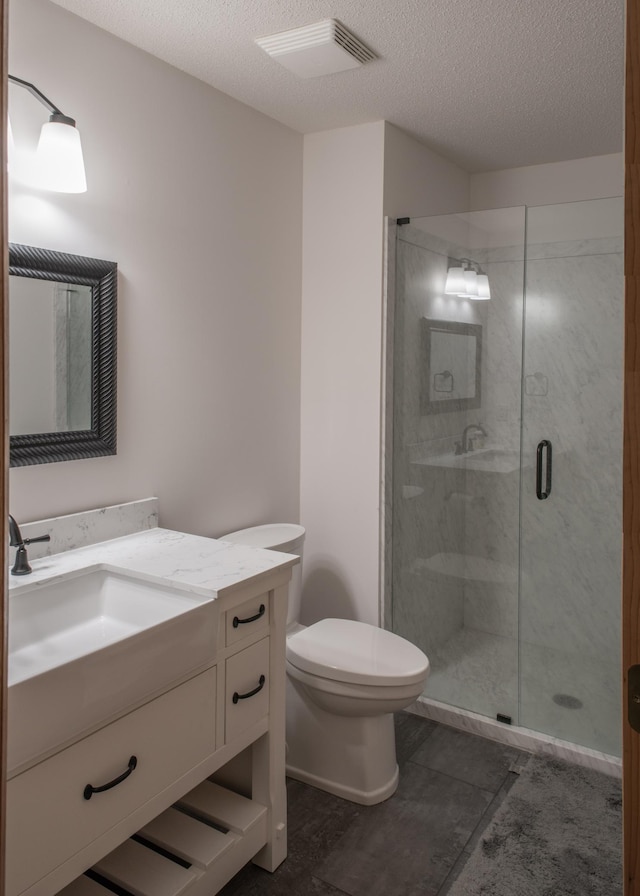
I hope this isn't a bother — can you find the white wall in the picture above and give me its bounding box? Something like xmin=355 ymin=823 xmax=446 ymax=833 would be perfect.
xmin=8 ymin=0 xmax=303 ymax=536
xmin=299 ymin=122 xmax=469 ymax=626
xmin=300 ymin=122 xmax=385 ymax=625
xmin=470 ymin=153 xmax=623 ymax=210
xmin=383 ymin=123 xmax=470 ymax=219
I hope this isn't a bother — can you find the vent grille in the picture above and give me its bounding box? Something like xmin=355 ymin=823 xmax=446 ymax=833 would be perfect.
xmin=255 ymin=19 xmax=376 ymax=76
xmin=332 ymin=20 xmax=375 ymax=65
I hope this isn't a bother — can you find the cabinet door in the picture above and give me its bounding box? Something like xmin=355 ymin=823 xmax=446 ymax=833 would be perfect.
xmin=225 ymin=639 xmax=270 ymax=743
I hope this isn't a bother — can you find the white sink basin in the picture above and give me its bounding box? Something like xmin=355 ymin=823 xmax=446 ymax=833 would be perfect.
xmin=8 ymin=567 xmax=218 ymax=774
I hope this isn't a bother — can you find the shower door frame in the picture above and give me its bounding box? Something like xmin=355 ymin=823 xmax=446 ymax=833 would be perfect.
xmin=623 ymin=0 xmax=640 ymax=891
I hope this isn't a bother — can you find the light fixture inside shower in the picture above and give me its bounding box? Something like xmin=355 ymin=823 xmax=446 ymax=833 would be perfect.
xmin=444 ymin=257 xmax=491 ymax=300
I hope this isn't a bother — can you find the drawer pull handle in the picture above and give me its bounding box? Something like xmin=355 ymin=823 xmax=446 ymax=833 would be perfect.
xmin=233 ymin=674 xmax=266 ymax=704
xmin=83 ymin=756 xmax=138 ymax=800
xmin=233 ymin=604 xmax=265 ymax=628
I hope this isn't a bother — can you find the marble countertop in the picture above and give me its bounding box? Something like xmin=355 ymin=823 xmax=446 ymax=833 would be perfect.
xmin=8 ymin=527 xmax=298 ymax=599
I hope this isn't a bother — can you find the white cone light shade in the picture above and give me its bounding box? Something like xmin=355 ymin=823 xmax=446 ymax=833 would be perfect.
xmin=444 ymin=266 xmax=465 ymax=295
xmin=475 ymin=273 xmax=491 ymax=300
xmin=445 ymin=262 xmax=491 ymax=300
xmin=461 ymin=270 xmax=478 ymax=298
xmin=35 ymin=120 xmax=86 ymax=193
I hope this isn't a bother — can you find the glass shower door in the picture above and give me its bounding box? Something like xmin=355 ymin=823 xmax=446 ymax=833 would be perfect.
xmin=391 ymin=208 xmax=525 ymax=723
xmin=518 ymin=197 xmax=623 ymax=756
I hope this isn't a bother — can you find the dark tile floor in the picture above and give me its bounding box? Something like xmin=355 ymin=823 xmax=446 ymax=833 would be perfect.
xmin=218 ymin=713 xmax=528 ymax=896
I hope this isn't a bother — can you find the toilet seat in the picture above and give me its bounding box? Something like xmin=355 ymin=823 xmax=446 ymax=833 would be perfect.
xmin=286 ymin=618 xmax=429 ymax=687
xmin=286 ymin=660 xmax=427 ymax=705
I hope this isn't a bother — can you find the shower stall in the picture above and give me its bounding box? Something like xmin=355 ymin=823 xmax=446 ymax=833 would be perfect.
xmin=386 ymin=198 xmax=623 ymax=758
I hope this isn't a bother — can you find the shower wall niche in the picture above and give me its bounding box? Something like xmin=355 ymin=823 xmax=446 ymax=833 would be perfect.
xmin=388 ymin=199 xmax=623 ymax=757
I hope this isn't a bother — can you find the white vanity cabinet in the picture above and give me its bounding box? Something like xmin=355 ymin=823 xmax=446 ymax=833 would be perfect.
xmin=6 ymin=566 xmax=291 ymax=896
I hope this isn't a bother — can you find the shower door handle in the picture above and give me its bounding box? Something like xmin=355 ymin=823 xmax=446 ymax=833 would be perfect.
xmin=536 ymin=440 xmax=552 ymax=500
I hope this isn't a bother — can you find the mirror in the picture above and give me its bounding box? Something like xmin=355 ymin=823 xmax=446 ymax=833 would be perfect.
xmin=421 ymin=318 xmax=482 ymax=414
xmin=9 ymin=243 xmax=117 ymax=467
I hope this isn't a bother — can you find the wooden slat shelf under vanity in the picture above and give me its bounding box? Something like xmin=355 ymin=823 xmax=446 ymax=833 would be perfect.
xmin=57 ymin=780 xmax=268 ymax=896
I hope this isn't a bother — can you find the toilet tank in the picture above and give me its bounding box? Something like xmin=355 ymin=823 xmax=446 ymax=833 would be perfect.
xmin=220 ymin=524 xmax=305 ymax=627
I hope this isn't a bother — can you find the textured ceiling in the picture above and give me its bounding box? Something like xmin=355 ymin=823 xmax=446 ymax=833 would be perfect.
xmin=51 ymin=0 xmax=624 ymax=173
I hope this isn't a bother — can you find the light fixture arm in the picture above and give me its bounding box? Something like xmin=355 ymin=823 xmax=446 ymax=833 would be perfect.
xmin=8 ymin=74 xmax=75 ymax=126
xmin=450 ymin=256 xmax=486 ymax=276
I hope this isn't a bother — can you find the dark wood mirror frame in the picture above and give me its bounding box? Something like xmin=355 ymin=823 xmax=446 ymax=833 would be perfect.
xmin=9 ymin=243 xmax=117 ymax=467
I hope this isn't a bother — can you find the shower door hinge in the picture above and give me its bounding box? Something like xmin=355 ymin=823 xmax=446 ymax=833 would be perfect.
xmin=396 ymin=217 xmax=410 ymax=226
xmin=628 ymin=665 xmax=640 ymax=732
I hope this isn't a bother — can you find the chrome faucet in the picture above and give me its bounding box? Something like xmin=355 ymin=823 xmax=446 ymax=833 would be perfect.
xmin=455 ymin=424 xmax=487 ymax=455
xmin=8 ymin=515 xmax=51 ymax=576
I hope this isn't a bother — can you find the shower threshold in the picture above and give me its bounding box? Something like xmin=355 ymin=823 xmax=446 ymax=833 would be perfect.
xmin=424 ymin=627 xmax=620 ymax=761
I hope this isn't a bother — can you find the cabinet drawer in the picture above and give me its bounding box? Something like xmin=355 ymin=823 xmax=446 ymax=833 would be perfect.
xmin=225 ymin=594 xmax=269 ymax=647
xmin=225 ymin=638 xmax=270 ymax=743
xmin=7 ymin=668 xmax=216 ymax=896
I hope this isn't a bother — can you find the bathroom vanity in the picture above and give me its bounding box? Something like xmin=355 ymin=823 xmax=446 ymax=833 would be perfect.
xmin=5 ymin=526 xmax=296 ymax=896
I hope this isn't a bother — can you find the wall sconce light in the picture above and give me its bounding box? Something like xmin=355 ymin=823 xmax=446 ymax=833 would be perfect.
xmin=8 ymin=74 xmax=87 ymax=193
xmin=444 ymin=257 xmax=490 ymax=300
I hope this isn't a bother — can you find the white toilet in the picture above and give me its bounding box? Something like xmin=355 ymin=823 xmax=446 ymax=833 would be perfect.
xmin=221 ymin=523 xmax=430 ymax=805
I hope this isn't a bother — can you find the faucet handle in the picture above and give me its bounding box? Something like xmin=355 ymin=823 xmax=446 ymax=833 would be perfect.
xmin=24 ymin=533 xmax=51 ymax=546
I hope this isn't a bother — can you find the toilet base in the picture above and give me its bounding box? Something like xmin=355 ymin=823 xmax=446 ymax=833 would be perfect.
xmin=286 ymin=758 xmax=399 ymax=806
xmin=286 ymin=675 xmax=400 ymax=806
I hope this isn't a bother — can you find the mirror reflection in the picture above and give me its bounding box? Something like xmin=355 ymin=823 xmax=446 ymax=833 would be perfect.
xmin=10 ymin=276 xmax=92 ymax=436
xmin=421 ymin=318 xmax=482 ymax=414
xmin=9 ymin=242 xmax=117 ymax=468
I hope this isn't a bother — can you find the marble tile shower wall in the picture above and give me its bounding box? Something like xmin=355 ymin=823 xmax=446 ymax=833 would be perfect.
xmin=517 ymin=241 xmax=623 ymax=662
xmin=393 ymin=226 xmax=499 ymax=658
xmin=459 ymin=248 xmax=523 ymax=642
xmin=392 ymin=225 xmax=622 ymax=679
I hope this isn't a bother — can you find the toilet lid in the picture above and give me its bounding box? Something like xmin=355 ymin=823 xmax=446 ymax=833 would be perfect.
xmin=286 ymin=619 xmax=429 ymax=686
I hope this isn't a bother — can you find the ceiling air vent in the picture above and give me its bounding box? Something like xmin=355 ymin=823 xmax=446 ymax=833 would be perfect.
xmin=255 ymin=19 xmax=377 ymax=78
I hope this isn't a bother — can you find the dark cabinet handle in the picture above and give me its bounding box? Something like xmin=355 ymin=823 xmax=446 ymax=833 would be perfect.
xmin=84 ymin=756 xmax=137 ymax=800
xmin=233 ymin=604 xmax=265 ymax=628
xmin=536 ymin=440 xmax=552 ymax=500
xmin=233 ymin=674 xmax=266 ymax=704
